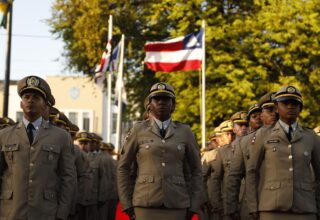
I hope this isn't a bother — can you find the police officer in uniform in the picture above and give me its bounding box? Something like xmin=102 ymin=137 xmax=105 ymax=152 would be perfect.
xmin=0 ymin=75 xmax=76 ymax=220
xmin=246 ymin=86 xmax=320 ymax=220
xmin=210 ymin=120 xmax=234 ymax=220
xmin=225 ymin=93 xmax=277 ymax=220
xmin=100 ymin=142 xmax=118 ymax=220
xmin=117 ymin=82 xmax=203 ymax=220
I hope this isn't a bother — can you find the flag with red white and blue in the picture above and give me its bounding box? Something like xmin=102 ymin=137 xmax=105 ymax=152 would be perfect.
xmin=144 ymin=29 xmax=203 ymax=72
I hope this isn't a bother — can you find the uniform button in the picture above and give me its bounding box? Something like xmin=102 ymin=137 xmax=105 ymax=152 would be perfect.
xmin=162 ymin=149 xmax=165 ymax=153
xmin=162 ymin=140 xmax=165 ymax=143
xmin=145 ymin=145 xmax=150 ymax=149
xmin=29 ymin=162 xmax=34 ymax=167
xmin=270 ymin=186 xmax=274 ymax=189
xmin=288 ymin=144 xmax=292 ymax=148
xmin=161 ymin=162 xmax=166 ymax=167
xmin=29 ymin=179 xmax=33 ymax=183
xmin=288 ymin=155 xmax=292 ymax=159
xmin=289 ymin=168 xmax=293 ymax=172
xmin=30 ymin=147 xmax=34 ymax=151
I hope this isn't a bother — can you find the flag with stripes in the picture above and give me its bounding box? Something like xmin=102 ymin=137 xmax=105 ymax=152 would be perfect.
xmin=144 ymin=29 xmax=203 ymax=72
xmin=0 ymin=0 xmax=12 ymax=29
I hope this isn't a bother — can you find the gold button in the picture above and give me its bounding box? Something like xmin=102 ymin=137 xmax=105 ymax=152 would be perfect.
xmin=288 ymin=155 xmax=292 ymax=159
xmin=289 ymin=168 xmax=293 ymax=172
xmin=30 ymin=163 xmax=34 ymax=167
xmin=162 ymin=140 xmax=165 ymax=143
xmin=288 ymin=144 xmax=292 ymax=148
xmin=30 ymin=147 xmax=34 ymax=151
xmin=145 ymin=145 xmax=150 ymax=149
xmin=29 ymin=179 xmax=33 ymax=183
xmin=161 ymin=162 xmax=166 ymax=167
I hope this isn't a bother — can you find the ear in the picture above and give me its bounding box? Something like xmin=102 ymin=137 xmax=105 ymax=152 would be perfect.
xmin=274 ymin=102 xmax=279 ymax=113
xmin=170 ymin=99 xmax=176 ymax=113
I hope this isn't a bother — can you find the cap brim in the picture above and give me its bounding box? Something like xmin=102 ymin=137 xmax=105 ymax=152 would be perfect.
xmin=149 ymin=92 xmax=175 ymax=99
xmin=233 ymin=120 xmax=247 ymax=124
xmin=77 ymin=138 xmax=91 ymax=142
xmin=20 ymin=87 xmax=47 ymax=99
xmin=275 ymin=96 xmax=302 ymax=103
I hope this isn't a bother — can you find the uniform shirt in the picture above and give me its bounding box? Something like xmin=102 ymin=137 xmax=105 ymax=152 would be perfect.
xmin=279 ymin=119 xmax=297 ymax=137
xmin=153 ymin=117 xmax=171 ymax=130
xmin=22 ymin=116 xmax=42 ymax=140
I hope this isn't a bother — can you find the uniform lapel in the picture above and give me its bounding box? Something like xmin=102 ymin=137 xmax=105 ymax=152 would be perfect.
xmin=15 ymin=121 xmax=30 ymax=145
xmin=32 ymin=121 xmax=50 ymax=145
xmin=291 ymin=124 xmax=303 ymax=143
xmin=164 ymin=121 xmax=176 ymax=139
xmin=148 ymin=118 xmax=162 ymax=138
xmin=271 ymin=121 xmax=290 ymax=144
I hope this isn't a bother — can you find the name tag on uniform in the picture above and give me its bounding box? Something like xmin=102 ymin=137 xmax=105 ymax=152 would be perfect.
xmin=267 ymin=139 xmax=280 ymax=144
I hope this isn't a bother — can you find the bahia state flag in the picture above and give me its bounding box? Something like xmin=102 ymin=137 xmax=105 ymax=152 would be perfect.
xmin=0 ymin=0 xmax=12 ymax=29
xmin=144 ymin=29 xmax=203 ymax=72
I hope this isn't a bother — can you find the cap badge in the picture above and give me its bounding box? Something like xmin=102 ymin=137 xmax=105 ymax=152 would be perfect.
xmin=26 ymin=77 xmax=40 ymax=87
xmin=157 ymin=84 xmax=166 ymax=90
xmin=287 ymin=86 xmax=296 ymax=93
xmin=80 ymin=133 xmax=87 ymax=138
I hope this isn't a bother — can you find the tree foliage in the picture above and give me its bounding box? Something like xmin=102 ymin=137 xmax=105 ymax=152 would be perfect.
xmin=48 ymin=0 xmax=320 ymax=143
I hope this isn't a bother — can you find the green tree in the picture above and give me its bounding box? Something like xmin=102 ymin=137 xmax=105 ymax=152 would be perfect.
xmin=49 ymin=0 xmax=320 ymax=143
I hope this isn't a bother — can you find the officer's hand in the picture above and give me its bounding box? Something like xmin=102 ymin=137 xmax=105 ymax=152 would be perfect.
xmin=251 ymin=212 xmax=259 ymax=220
xmin=125 ymin=207 xmax=136 ymax=220
xmin=186 ymin=210 xmax=195 ymax=220
xmin=230 ymin=211 xmax=241 ymax=220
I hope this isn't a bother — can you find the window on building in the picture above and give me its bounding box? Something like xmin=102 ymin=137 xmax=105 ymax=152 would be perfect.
xmin=68 ymin=112 xmax=78 ymax=125
xmin=16 ymin=111 xmax=23 ymax=122
xmin=83 ymin=112 xmax=90 ymax=131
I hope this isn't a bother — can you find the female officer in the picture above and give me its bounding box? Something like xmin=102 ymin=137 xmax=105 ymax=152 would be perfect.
xmin=246 ymin=86 xmax=320 ymax=220
xmin=117 ymin=82 xmax=203 ymax=220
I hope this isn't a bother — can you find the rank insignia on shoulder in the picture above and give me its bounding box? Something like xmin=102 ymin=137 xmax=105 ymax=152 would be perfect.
xmin=267 ymin=139 xmax=280 ymax=144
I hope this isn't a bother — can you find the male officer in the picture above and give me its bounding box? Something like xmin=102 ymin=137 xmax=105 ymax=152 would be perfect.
xmin=100 ymin=142 xmax=118 ymax=220
xmin=246 ymin=86 xmax=320 ymax=220
xmin=225 ymin=92 xmax=277 ymax=220
xmin=230 ymin=111 xmax=248 ymax=138
xmin=117 ymin=82 xmax=202 ymax=220
xmin=210 ymin=120 xmax=234 ymax=220
xmin=247 ymin=103 xmax=262 ymax=133
xmin=0 ymin=75 xmax=76 ymax=220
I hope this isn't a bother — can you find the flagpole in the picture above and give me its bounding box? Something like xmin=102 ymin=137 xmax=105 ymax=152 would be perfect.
xmin=2 ymin=2 xmax=13 ymax=117
xmin=201 ymin=20 xmax=206 ymax=149
xmin=115 ymin=34 xmax=125 ymax=153
xmin=106 ymin=15 xmax=113 ymax=143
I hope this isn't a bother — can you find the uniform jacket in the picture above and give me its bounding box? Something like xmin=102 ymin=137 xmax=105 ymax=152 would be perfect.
xmin=202 ymin=149 xmax=218 ymax=206
xmin=85 ymin=152 xmax=107 ymax=205
xmin=70 ymin=145 xmax=89 ymax=213
xmin=0 ymin=121 xmax=76 ymax=220
xmin=246 ymin=121 xmax=320 ymax=215
xmin=100 ymin=152 xmax=118 ymax=200
xmin=210 ymin=144 xmax=234 ymax=213
xmin=225 ymin=131 xmax=256 ymax=215
xmin=117 ymin=118 xmax=203 ymax=213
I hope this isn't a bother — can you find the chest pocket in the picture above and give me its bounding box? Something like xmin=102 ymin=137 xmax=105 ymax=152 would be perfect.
xmin=2 ymin=144 xmax=19 ymax=164
xmin=42 ymin=144 xmax=60 ymax=164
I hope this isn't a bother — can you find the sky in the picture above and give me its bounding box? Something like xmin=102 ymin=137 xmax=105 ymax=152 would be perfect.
xmin=0 ymin=0 xmax=71 ymax=81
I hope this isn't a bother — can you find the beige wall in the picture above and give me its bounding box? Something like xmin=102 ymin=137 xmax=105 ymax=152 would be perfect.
xmin=47 ymin=76 xmax=104 ymax=135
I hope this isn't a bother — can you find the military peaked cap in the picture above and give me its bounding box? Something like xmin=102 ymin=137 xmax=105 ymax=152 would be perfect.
xmin=274 ymin=86 xmax=303 ymax=104
xmin=148 ymin=82 xmax=175 ymax=99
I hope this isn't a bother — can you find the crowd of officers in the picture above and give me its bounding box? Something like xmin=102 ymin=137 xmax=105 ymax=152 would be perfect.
xmin=0 ymin=75 xmax=117 ymax=220
xmin=201 ymin=88 xmax=320 ymax=220
xmin=1 ymin=75 xmax=320 ymax=220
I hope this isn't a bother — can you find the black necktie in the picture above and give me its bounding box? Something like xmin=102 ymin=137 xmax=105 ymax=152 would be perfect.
xmin=160 ymin=123 xmax=166 ymax=138
xmin=287 ymin=126 xmax=293 ymax=142
xmin=27 ymin=123 xmax=35 ymax=144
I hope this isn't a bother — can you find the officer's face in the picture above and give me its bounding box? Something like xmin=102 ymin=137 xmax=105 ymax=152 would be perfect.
xmin=275 ymin=100 xmax=301 ymax=124
xmin=249 ymin=111 xmax=262 ymax=130
xmin=233 ymin=123 xmax=248 ymax=137
xmin=20 ymin=92 xmax=46 ymax=120
xmin=79 ymin=141 xmax=90 ymax=153
xmin=260 ymin=106 xmax=277 ymax=126
xmin=149 ymin=95 xmax=174 ymax=121
xmin=42 ymin=105 xmax=50 ymax=121
xmin=220 ymin=132 xmax=233 ymax=145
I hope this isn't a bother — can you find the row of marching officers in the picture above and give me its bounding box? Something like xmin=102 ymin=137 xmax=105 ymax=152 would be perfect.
xmin=0 ymin=75 xmax=117 ymax=220
xmin=201 ymin=86 xmax=320 ymax=220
